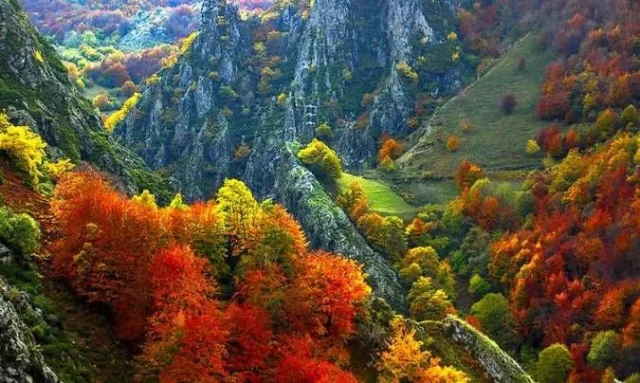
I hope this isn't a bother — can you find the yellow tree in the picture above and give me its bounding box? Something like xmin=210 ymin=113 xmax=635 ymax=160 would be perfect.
xmin=0 ymin=112 xmax=46 ymax=184
xmin=378 ymin=317 xmax=468 ymax=383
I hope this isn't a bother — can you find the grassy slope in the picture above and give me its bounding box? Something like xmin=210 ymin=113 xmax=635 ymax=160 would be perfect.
xmin=400 ymin=34 xmax=553 ymax=176
xmin=337 ymin=173 xmax=419 ymax=218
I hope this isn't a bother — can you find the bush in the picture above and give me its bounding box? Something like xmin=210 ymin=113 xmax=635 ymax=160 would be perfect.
xmin=92 ymin=93 xmax=112 ymax=111
xmin=395 ymin=61 xmax=418 ymax=82
xmin=315 ymin=123 xmax=333 ymax=140
xmin=44 ymin=159 xmax=75 ymax=180
xmin=0 ymin=207 xmax=41 ymax=256
xmin=501 ymin=93 xmax=517 ymax=114
xmin=526 ymin=139 xmax=540 ymax=155
xmin=470 ymin=293 xmax=517 ymax=350
xmin=446 ymin=135 xmax=460 ymax=152
xmin=297 ymin=139 xmax=343 ymax=179
xmin=121 ymin=80 xmax=138 ymax=98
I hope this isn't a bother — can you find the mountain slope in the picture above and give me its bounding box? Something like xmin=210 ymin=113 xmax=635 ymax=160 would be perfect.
xmin=399 ymin=34 xmax=553 ymax=176
xmin=0 ymin=0 xmax=167 ymax=197
xmin=115 ymin=0 xmax=477 ymax=310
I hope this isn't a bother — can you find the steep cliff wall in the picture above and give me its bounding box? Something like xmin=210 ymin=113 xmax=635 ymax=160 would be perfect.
xmin=0 ymin=0 xmax=167 ymax=196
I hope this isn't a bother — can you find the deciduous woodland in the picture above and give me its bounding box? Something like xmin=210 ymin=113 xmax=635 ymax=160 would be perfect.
xmin=1 ymin=0 xmax=640 ymax=381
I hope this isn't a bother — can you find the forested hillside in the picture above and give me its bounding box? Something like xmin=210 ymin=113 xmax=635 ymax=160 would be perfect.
xmin=1 ymin=0 xmax=639 ymax=382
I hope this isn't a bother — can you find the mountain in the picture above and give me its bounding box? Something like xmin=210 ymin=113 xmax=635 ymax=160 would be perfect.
xmin=115 ymin=0 xmax=476 ymax=309
xmin=0 ymin=0 xmax=167 ymax=197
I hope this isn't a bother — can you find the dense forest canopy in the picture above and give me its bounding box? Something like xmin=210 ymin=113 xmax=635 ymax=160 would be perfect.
xmin=0 ymin=0 xmax=639 ymax=381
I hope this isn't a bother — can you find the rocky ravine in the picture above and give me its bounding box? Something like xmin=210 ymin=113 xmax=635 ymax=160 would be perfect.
xmin=116 ymin=0 xmax=470 ymax=309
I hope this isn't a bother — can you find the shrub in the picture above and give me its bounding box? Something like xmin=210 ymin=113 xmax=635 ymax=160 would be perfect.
xmin=526 ymin=139 xmax=540 ymax=155
xmin=460 ymin=121 xmax=472 ymax=133
xmin=0 ymin=207 xmax=41 ymax=256
xmin=234 ymin=144 xmax=251 ymax=160
xmin=44 ymin=159 xmax=75 ymax=180
xmin=180 ymin=32 xmax=198 ymax=55
xmin=92 ymin=93 xmax=112 ymax=111
xmin=446 ymin=135 xmax=460 ymax=152
xmin=315 ymin=123 xmax=333 ymax=140
xmin=395 ymin=61 xmax=418 ymax=83
xmin=501 ymin=93 xmax=517 ymax=114
xmin=121 ymin=80 xmax=138 ymax=98
xmin=297 ymin=139 xmax=343 ymax=179
xmin=277 ymin=93 xmax=287 ymax=107
xmin=470 ymin=293 xmax=517 ymax=350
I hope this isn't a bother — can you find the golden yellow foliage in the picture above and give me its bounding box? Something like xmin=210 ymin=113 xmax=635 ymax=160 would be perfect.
xmin=104 ymin=93 xmax=141 ymax=132
xmin=44 ymin=159 xmax=75 ymax=180
xmin=446 ymin=135 xmax=460 ymax=152
xmin=0 ymin=113 xmax=46 ymax=184
xmin=378 ymin=317 xmax=468 ymax=383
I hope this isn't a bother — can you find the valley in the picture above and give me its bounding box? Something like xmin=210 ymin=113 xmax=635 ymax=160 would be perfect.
xmin=1 ymin=0 xmax=640 ymax=382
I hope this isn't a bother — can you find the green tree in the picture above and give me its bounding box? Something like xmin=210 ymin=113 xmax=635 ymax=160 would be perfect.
xmin=315 ymin=123 xmax=333 ymax=140
xmin=470 ymin=293 xmax=517 ymax=350
xmin=0 ymin=207 xmax=41 ymax=256
xmin=534 ymin=344 xmax=573 ymax=383
xmin=409 ymin=288 xmax=454 ymax=321
xmin=132 ymin=190 xmax=157 ymax=208
xmin=169 ymin=193 xmax=188 ymax=210
xmin=468 ymin=274 xmax=491 ymax=298
xmin=621 ymin=105 xmax=639 ymax=128
xmin=297 ymin=139 xmax=343 ymax=179
xmin=587 ymin=330 xmax=620 ymax=369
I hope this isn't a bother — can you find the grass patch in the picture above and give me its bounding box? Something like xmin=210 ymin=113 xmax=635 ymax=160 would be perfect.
xmin=401 ymin=34 xmax=553 ymax=176
xmin=337 ymin=173 xmax=419 ymax=218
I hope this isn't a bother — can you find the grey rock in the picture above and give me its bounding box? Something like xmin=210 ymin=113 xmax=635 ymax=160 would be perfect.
xmin=441 ymin=316 xmax=535 ymax=383
xmin=0 ymin=284 xmax=59 ymax=383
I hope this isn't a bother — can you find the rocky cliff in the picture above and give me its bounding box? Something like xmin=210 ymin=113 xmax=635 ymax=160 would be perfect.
xmin=115 ymin=0 xmax=472 ymax=309
xmin=441 ymin=316 xmax=534 ymax=383
xmin=0 ymin=279 xmax=59 ymax=383
xmin=0 ymin=0 xmax=167 ymax=197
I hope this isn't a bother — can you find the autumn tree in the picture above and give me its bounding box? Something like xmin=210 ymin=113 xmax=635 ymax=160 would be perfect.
xmin=297 ymin=139 xmax=343 ymax=179
xmin=336 ymin=180 xmax=369 ymax=221
xmin=0 ymin=112 xmax=46 ymax=185
xmin=286 ymin=251 xmax=370 ymax=341
xmin=455 ymin=160 xmax=484 ymax=190
xmin=377 ymin=317 xmax=468 ymax=383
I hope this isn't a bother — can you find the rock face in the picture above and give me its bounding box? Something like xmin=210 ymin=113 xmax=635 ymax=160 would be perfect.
xmin=0 ymin=0 xmax=167 ymax=197
xmin=0 ymin=282 xmax=59 ymax=383
xmin=116 ymin=0 xmax=470 ymax=309
xmin=442 ymin=316 xmax=535 ymax=383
